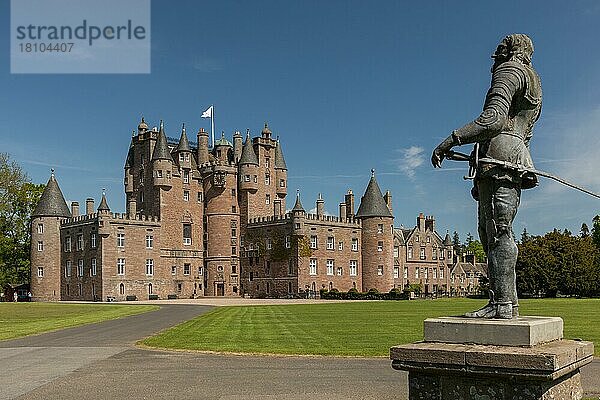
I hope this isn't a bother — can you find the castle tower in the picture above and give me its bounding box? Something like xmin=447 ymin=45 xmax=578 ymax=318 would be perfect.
xmin=274 ymin=139 xmax=287 ymax=204
xmin=30 ymin=170 xmax=71 ymax=301
xmin=203 ymin=131 xmax=240 ymax=296
xmin=291 ymin=190 xmax=306 ymax=235
xmin=152 ymin=121 xmax=174 ymax=197
xmin=124 ymin=139 xmax=135 ymax=215
xmin=356 ymin=170 xmax=394 ymax=292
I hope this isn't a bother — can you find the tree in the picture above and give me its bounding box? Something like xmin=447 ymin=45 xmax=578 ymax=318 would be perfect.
xmin=521 ymin=227 xmax=530 ymax=243
xmin=592 ymin=215 xmax=600 ymax=249
xmin=466 ymin=240 xmax=486 ymax=263
xmin=0 ymin=153 xmax=44 ymax=287
xmin=466 ymin=232 xmax=474 ymax=246
xmin=452 ymin=231 xmax=461 ymax=252
xmin=580 ymin=223 xmax=590 ymax=238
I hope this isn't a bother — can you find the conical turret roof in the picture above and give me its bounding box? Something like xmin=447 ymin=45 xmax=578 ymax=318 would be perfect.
xmin=175 ymin=124 xmax=191 ymax=153
xmin=274 ymin=139 xmax=287 ymax=170
xmin=32 ymin=171 xmax=71 ymax=218
xmin=356 ymin=170 xmax=393 ymax=218
xmin=97 ymin=191 xmax=110 ymax=212
xmin=443 ymin=231 xmax=453 ymax=246
xmin=239 ymin=132 xmax=258 ymax=165
xmin=124 ymin=143 xmax=134 ymax=169
xmin=292 ymin=190 xmax=305 ymax=212
xmin=152 ymin=120 xmax=174 ymax=162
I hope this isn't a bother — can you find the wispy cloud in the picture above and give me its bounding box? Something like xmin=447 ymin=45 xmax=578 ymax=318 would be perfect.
xmin=21 ymin=159 xmax=95 ymax=173
xmin=394 ymin=146 xmax=425 ymax=179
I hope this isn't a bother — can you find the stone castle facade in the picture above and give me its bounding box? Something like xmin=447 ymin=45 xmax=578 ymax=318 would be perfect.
xmin=30 ymin=117 xmax=482 ymax=301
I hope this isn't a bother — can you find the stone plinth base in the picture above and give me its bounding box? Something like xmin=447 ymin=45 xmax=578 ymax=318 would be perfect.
xmin=390 ymin=339 xmax=594 ymax=400
xmin=424 ymin=316 xmax=563 ymax=347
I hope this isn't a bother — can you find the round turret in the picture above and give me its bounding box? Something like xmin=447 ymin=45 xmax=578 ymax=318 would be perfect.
xmin=238 ymin=131 xmax=259 ymax=193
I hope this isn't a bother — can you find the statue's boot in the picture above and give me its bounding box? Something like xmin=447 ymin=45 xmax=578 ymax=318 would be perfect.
xmin=464 ymin=302 xmax=513 ymax=319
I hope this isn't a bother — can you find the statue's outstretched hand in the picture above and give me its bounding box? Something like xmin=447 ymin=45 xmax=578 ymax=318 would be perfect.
xmin=431 ymin=136 xmax=454 ymax=168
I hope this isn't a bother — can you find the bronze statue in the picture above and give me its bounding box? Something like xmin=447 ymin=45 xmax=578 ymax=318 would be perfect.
xmin=431 ymin=34 xmax=542 ymax=319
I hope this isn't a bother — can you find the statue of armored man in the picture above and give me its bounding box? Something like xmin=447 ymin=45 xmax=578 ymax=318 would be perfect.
xmin=431 ymin=34 xmax=542 ymax=319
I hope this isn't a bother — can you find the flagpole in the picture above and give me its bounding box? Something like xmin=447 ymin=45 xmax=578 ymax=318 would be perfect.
xmin=211 ymin=105 xmax=215 ymax=148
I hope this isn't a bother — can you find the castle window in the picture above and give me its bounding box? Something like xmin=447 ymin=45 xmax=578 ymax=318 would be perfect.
xmin=139 ymin=173 xmax=144 ymax=184
xmin=91 ymin=258 xmax=97 ymax=276
xmin=183 ymin=170 xmax=189 ymax=183
xmin=337 ymin=267 xmax=343 ymax=276
xmin=184 ymin=264 xmax=190 ymax=275
xmin=119 ymin=283 xmax=125 ymax=295
xmin=78 ymin=260 xmax=84 ymax=277
xmin=148 ymin=282 xmax=153 ymax=294
xmin=232 ymin=246 xmax=237 ymax=255
xmin=166 ymin=170 xmax=171 ymax=178
xmin=183 ymin=190 xmax=190 ymax=201
xmin=408 ymin=247 xmax=413 ymax=259
xmin=432 ymin=247 xmax=437 ymax=260
xmin=326 ymin=260 xmax=334 ymax=276
xmin=231 ymin=188 xmax=236 ymax=196
xmin=404 ymin=267 xmax=408 ymax=279
xmin=309 ymin=259 xmax=317 ymax=275
xmin=394 ymin=246 xmax=399 ymax=258
xmin=172 ymin=266 xmax=177 ymax=275
xmin=378 ymin=224 xmax=383 ymax=234
xmin=440 ymin=268 xmax=444 ymax=279
xmin=279 ymin=179 xmax=285 ymax=188
xmin=37 ymin=223 xmax=44 ymax=234
xmin=288 ymin=259 xmax=293 ymax=275
xmin=415 ymin=268 xmax=419 ymax=279
xmin=433 ymin=268 xmax=437 ymax=279
xmin=448 ymin=250 xmax=452 ymax=259
xmin=232 ymin=205 xmax=236 ymax=213
xmin=177 ymin=283 xmax=182 ymax=292
xmin=66 ymin=284 xmax=70 ymax=296
xmin=440 ymin=249 xmax=445 ymax=260
xmin=265 ymin=194 xmax=270 ymax=205
xmin=244 ymin=175 xmax=250 ymax=182
xmin=157 ymin=170 xmax=163 ymax=178
xmin=285 ymin=235 xmax=290 ymax=249
xmin=265 ymin=158 xmax=270 ymax=169
xmin=232 ymin=265 xmax=237 ymax=274
xmin=140 ymin=154 xmax=145 ymax=166
xmin=198 ymin=266 xmax=203 ymax=275
xmin=249 ymin=271 xmax=254 ymax=281
xmin=183 ymin=224 xmax=192 ymax=245
xmin=37 ymin=241 xmax=43 ymax=251
xmin=338 ymin=241 xmax=343 ymax=251
xmin=377 ymin=241 xmax=383 ymax=252
xmin=266 ymin=282 xmax=270 ymax=294
xmin=91 ymin=233 xmax=97 ymax=248
xmin=78 ymin=283 xmax=83 ymax=296
xmin=295 ymin=223 xmax=301 ymax=229
xmin=327 ymin=237 xmax=334 ymax=250
xmin=65 ymin=236 xmax=72 ymax=252
xmin=117 ymin=258 xmax=125 ymax=275
xmin=77 ymin=234 xmax=83 ymax=251
xmin=37 ymin=267 xmax=44 ymax=277
xmin=231 ymin=229 xmax=237 ymax=238
xmin=265 ymin=174 xmax=270 ymax=185
xmin=310 ymin=235 xmax=317 ymax=249
xmin=142 ymin=235 xmax=152 ymax=250
xmin=415 ymin=235 xmax=419 ymax=242
xmin=424 ymin=268 xmax=429 ymax=280
xmin=349 ymin=260 xmax=357 ymax=276
xmin=377 ymin=265 xmax=383 ymax=276
xmin=288 ymin=282 xmax=292 ymax=294
xmin=266 ymin=238 xmax=272 ymax=250
xmin=427 ymin=236 xmax=431 ymax=243
xmin=420 ymin=248 xmax=426 ymax=260
xmin=253 ymin=175 xmax=257 ymax=183
xmin=65 ymin=261 xmax=72 ymax=277
xmin=197 ymin=192 xmax=203 ymax=202
xmin=394 ymin=266 xmax=399 ymax=278
xmin=145 ymin=259 xmax=154 ymax=276
xmin=117 ymin=233 xmax=125 ymax=248
xmin=351 ymin=238 xmax=358 ymax=251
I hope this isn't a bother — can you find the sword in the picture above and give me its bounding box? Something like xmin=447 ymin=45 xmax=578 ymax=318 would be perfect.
xmin=445 ymin=146 xmax=600 ymax=200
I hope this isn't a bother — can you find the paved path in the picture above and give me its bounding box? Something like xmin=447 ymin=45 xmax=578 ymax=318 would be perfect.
xmin=1 ymin=303 xmax=599 ymax=399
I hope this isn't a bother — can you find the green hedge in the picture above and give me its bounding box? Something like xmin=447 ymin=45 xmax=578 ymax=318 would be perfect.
xmin=320 ymin=287 xmax=408 ymax=300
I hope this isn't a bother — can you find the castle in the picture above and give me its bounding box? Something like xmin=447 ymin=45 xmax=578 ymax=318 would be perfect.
xmin=30 ymin=117 xmax=484 ymax=301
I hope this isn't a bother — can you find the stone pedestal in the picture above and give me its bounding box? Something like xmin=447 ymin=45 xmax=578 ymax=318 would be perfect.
xmin=390 ymin=317 xmax=594 ymax=400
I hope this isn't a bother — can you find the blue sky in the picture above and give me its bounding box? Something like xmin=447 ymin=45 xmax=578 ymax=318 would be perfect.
xmin=2 ymin=0 xmax=600 ymax=239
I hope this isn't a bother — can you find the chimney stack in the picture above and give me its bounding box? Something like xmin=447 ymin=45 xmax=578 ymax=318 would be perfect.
xmin=316 ymin=193 xmax=324 ymax=217
xmin=71 ymin=201 xmax=79 ymax=217
xmin=339 ymin=202 xmax=346 ymax=220
xmin=384 ymin=190 xmax=393 ymax=213
xmin=345 ymin=190 xmax=355 ymax=217
xmin=86 ymin=198 xmax=95 ymax=215
xmin=417 ymin=213 xmax=425 ymax=231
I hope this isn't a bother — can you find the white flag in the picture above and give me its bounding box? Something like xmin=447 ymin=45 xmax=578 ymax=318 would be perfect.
xmin=201 ymin=105 xmax=213 ymax=118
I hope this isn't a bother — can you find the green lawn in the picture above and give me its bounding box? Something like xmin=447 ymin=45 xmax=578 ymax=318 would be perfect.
xmin=143 ymin=298 xmax=600 ymax=357
xmin=0 ymin=302 xmax=158 ymax=341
